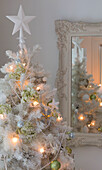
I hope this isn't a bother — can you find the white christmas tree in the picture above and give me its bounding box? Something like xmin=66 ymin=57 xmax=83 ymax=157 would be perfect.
xmin=0 ymin=5 xmax=75 ymax=170
xmin=72 ymin=56 xmax=100 ymax=133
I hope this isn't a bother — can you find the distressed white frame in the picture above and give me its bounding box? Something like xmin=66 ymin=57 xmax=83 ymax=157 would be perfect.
xmin=55 ymin=20 xmax=102 ymax=146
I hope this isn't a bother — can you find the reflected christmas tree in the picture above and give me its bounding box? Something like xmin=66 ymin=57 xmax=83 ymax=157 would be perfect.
xmin=72 ymin=54 xmax=100 ymax=133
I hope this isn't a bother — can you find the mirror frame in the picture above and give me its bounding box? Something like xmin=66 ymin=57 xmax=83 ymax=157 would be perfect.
xmin=55 ymin=20 xmax=102 ymax=146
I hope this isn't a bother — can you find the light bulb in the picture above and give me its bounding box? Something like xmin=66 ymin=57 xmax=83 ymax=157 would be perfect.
xmin=88 ymin=124 xmax=91 ymax=127
xmin=78 ymin=114 xmax=85 ymax=121
xmin=0 ymin=114 xmax=4 ymax=120
xmin=33 ymin=101 xmax=39 ymax=107
xmin=100 ymin=102 xmax=102 ymax=106
xmin=11 ymin=136 xmax=19 ymax=144
xmin=30 ymin=101 xmax=39 ymax=107
xmin=39 ymin=147 xmax=44 ymax=154
xmin=57 ymin=116 xmax=63 ymax=122
xmin=36 ymin=86 xmax=40 ymax=91
xmin=99 ymin=84 xmax=101 ymax=87
xmin=9 ymin=65 xmax=13 ymax=70
xmin=89 ymin=85 xmax=92 ymax=88
xmin=91 ymin=120 xmax=95 ymax=126
xmin=19 ymin=50 xmax=22 ymax=55
xmin=22 ymin=63 xmax=26 ymax=67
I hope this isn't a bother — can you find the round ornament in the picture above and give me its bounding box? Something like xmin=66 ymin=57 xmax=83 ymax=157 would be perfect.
xmin=17 ymin=120 xmax=24 ymax=128
xmin=82 ymin=94 xmax=89 ymax=101
xmin=50 ymin=160 xmax=61 ymax=170
xmin=43 ymin=77 xmax=47 ymax=82
xmin=90 ymin=94 xmax=96 ymax=100
xmin=83 ymin=125 xmax=89 ymax=133
xmin=75 ymin=109 xmax=78 ymax=114
xmin=69 ymin=132 xmax=74 ymax=139
xmin=66 ymin=146 xmax=72 ymax=154
xmin=98 ymin=127 xmax=102 ymax=132
xmin=16 ymin=59 xmax=21 ymax=64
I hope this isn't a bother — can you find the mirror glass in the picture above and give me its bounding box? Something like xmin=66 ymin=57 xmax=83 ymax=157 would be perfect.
xmin=71 ymin=36 xmax=102 ymax=133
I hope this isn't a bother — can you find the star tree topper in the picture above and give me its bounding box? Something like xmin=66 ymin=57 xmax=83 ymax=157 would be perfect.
xmin=6 ymin=5 xmax=35 ymax=49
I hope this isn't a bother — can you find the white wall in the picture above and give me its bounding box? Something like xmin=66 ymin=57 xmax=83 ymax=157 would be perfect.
xmin=73 ymin=146 xmax=102 ymax=170
xmin=1 ymin=0 xmax=102 ymax=87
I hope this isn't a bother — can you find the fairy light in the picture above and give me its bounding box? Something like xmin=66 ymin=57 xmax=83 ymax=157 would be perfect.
xmin=19 ymin=50 xmax=22 ymax=55
xmin=99 ymin=84 xmax=101 ymax=87
xmin=30 ymin=101 xmax=39 ymax=107
xmin=9 ymin=65 xmax=14 ymax=70
xmin=91 ymin=120 xmax=95 ymax=126
xmin=36 ymin=86 xmax=40 ymax=91
xmin=39 ymin=147 xmax=45 ymax=154
xmin=7 ymin=64 xmax=15 ymax=72
xmin=11 ymin=136 xmax=19 ymax=144
xmin=57 ymin=116 xmax=63 ymax=122
xmin=22 ymin=63 xmax=26 ymax=67
xmin=88 ymin=124 xmax=91 ymax=127
xmin=33 ymin=101 xmax=39 ymax=107
xmin=89 ymin=85 xmax=92 ymax=88
xmin=36 ymin=84 xmax=44 ymax=91
xmin=100 ymin=102 xmax=102 ymax=106
xmin=78 ymin=114 xmax=85 ymax=121
xmin=0 ymin=114 xmax=4 ymax=120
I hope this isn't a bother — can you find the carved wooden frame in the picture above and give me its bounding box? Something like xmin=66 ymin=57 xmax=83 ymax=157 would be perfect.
xmin=55 ymin=20 xmax=102 ymax=146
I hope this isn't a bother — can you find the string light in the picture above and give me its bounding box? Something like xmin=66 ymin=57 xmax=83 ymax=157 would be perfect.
xmin=91 ymin=120 xmax=95 ymax=126
xmin=36 ymin=86 xmax=40 ymax=91
xmin=88 ymin=124 xmax=90 ymax=127
xmin=19 ymin=50 xmax=22 ymax=55
xmin=9 ymin=65 xmax=14 ymax=70
xmin=39 ymin=147 xmax=45 ymax=154
xmin=78 ymin=114 xmax=85 ymax=121
xmin=57 ymin=116 xmax=63 ymax=122
xmin=22 ymin=63 xmax=26 ymax=67
xmin=100 ymin=102 xmax=102 ymax=106
xmin=99 ymin=84 xmax=101 ymax=87
xmin=30 ymin=101 xmax=39 ymax=107
xmin=36 ymin=84 xmax=44 ymax=91
xmin=11 ymin=136 xmax=19 ymax=144
xmin=0 ymin=114 xmax=5 ymax=120
xmin=89 ymin=85 xmax=92 ymax=88
xmin=7 ymin=64 xmax=15 ymax=72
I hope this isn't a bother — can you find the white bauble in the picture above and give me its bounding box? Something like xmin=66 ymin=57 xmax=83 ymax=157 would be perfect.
xmin=43 ymin=77 xmax=47 ymax=82
xmin=82 ymin=94 xmax=89 ymax=101
xmin=75 ymin=109 xmax=78 ymax=114
xmin=0 ymin=92 xmax=7 ymax=104
xmin=6 ymin=50 xmax=12 ymax=57
xmin=83 ymin=125 xmax=89 ymax=133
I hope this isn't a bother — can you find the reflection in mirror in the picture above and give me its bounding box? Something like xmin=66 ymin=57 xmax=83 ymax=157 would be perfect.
xmin=71 ymin=36 xmax=102 ymax=133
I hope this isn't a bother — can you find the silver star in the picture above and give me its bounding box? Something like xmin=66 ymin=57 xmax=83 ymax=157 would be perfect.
xmin=6 ymin=5 xmax=35 ymax=35
xmin=72 ymin=37 xmax=83 ymax=49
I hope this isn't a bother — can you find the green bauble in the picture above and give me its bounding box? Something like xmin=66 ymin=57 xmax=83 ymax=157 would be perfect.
xmin=50 ymin=160 xmax=61 ymax=170
xmin=66 ymin=146 xmax=72 ymax=154
xmin=90 ymin=94 xmax=96 ymax=100
xmin=98 ymin=127 xmax=102 ymax=132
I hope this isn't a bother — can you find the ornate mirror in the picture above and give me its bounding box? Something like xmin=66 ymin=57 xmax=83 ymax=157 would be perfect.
xmin=55 ymin=20 xmax=102 ymax=146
